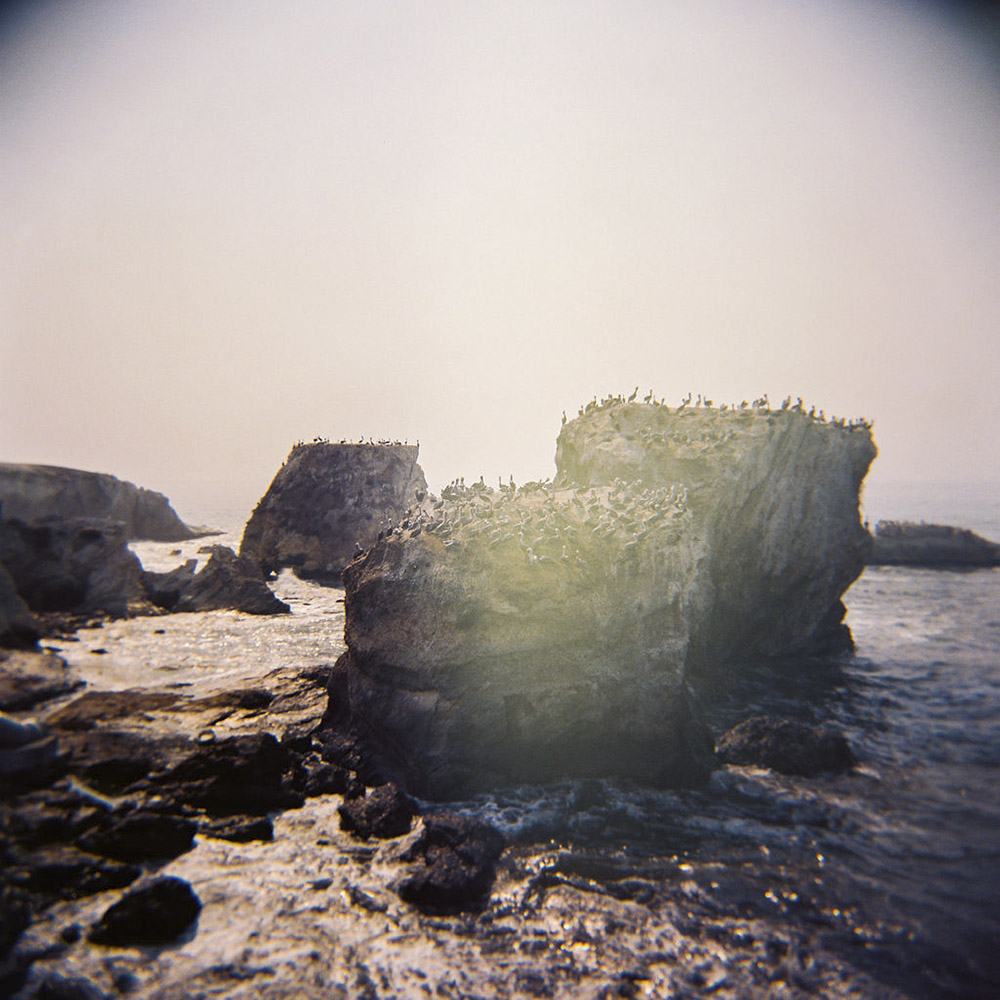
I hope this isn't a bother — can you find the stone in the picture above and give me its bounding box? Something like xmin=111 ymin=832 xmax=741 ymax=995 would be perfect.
xmin=0 ymin=651 xmax=81 ymax=712
xmin=0 ymin=463 xmax=205 ymax=542
xmin=716 ymin=715 xmax=857 ymax=776
xmin=88 ymin=876 xmax=201 ymax=946
xmin=11 ymin=846 xmax=140 ymax=900
xmin=397 ymin=812 xmax=505 ymax=912
xmin=338 ymin=783 xmax=416 ymax=840
xmin=868 ymin=521 xmax=1000 ymax=568
xmin=322 ymin=400 xmax=875 ymax=798
xmin=240 ymin=442 xmax=427 ymax=582
xmin=76 ymin=810 xmax=196 ymax=862
xmin=199 ymin=815 xmax=273 ymax=842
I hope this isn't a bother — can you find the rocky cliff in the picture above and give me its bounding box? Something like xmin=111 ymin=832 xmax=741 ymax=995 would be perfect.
xmin=323 ymin=400 xmax=875 ymax=799
xmin=0 ymin=464 xmax=200 ymax=542
xmin=240 ymin=443 xmax=426 ymax=583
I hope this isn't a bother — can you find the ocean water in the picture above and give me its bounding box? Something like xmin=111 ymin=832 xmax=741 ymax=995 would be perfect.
xmin=50 ymin=481 xmax=1000 ymax=999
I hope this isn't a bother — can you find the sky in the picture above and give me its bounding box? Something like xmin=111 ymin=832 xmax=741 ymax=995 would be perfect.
xmin=2 ymin=0 xmax=998 ymax=522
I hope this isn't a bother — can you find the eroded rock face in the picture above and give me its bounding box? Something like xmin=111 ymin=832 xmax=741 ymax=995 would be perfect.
xmin=0 ymin=518 xmax=149 ymax=617
xmin=324 ymin=401 xmax=875 ymax=799
xmin=240 ymin=442 xmax=426 ymax=582
xmin=0 ymin=464 xmax=200 ymax=542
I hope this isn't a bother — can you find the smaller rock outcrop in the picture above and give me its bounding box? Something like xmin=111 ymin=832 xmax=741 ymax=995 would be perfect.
xmin=0 ymin=464 xmax=205 ymax=541
xmin=0 ymin=565 xmax=39 ymax=649
xmin=240 ymin=442 xmax=426 ymax=582
xmin=338 ymin=782 xmax=416 ymax=840
xmin=142 ymin=546 xmax=290 ymax=615
xmin=716 ymin=715 xmax=856 ymax=776
xmin=868 ymin=521 xmax=1000 ymax=568
xmin=0 ymin=651 xmax=81 ymax=712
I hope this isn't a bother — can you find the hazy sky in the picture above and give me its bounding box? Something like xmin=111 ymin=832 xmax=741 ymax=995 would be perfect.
xmin=2 ymin=0 xmax=998 ymax=520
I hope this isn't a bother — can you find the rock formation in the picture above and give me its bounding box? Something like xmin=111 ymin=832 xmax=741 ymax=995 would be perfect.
xmin=868 ymin=520 xmax=1000 ymax=568
xmin=240 ymin=442 xmax=426 ymax=583
xmin=141 ymin=546 xmax=290 ymax=615
xmin=0 ymin=464 xmax=204 ymax=542
xmin=0 ymin=518 xmax=149 ymax=618
xmin=323 ymin=401 xmax=875 ymax=799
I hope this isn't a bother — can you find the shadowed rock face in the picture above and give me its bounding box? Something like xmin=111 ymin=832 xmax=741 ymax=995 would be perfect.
xmin=0 ymin=464 xmax=199 ymax=542
xmin=240 ymin=443 xmax=426 ymax=583
xmin=324 ymin=402 xmax=875 ymax=799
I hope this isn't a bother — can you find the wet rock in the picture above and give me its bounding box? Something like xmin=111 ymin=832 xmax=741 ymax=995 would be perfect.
xmin=15 ymin=968 xmax=112 ymax=1000
xmin=11 ymin=846 xmax=140 ymax=900
xmin=0 ymin=518 xmax=149 ymax=617
xmin=154 ymin=733 xmax=304 ymax=815
xmin=154 ymin=546 xmax=290 ymax=615
xmin=0 ymin=650 xmax=81 ymax=713
xmin=45 ymin=690 xmax=182 ymax=731
xmin=199 ymin=815 xmax=273 ymax=843
xmin=0 ymin=715 xmax=60 ymax=790
xmin=88 ymin=876 xmax=201 ymax=946
xmin=324 ymin=401 xmax=874 ymax=798
xmin=716 ymin=715 xmax=857 ymax=776
xmin=240 ymin=441 xmax=426 ymax=582
xmin=338 ymin=783 xmax=416 ymax=840
xmin=397 ymin=812 xmax=505 ymax=913
xmin=76 ymin=810 xmax=195 ymax=862
xmin=869 ymin=520 xmax=1000 ymax=568
xmin=0 ymin=463 xmax=204 ymax=542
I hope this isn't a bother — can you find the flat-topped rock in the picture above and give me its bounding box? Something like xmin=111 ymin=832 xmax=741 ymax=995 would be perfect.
xmin=868 ymin=520 xmax=1000 ymax=568
xmin=240 ymin=442 xmax=426 ymax=582
xmin=0 ymin=464 xmax=203 ymax=541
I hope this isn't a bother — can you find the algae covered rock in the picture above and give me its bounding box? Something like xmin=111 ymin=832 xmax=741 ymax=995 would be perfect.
xmin=323 ymin=399 xmax=875 ymax=799
xmin=240 ymin=442 xmax=426 ymax=582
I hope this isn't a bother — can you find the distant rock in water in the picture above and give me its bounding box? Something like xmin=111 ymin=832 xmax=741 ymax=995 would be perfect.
xmin=322 ymin=400 xmax=875 ymax=799
xmin=240 ymin=442 xmax=427 ymax=583
xmin=142 ymin=545 xmax=290 ymax=615
xmin=868 ymin=520 xmax=1000 ymax=568
xmin=0 ymin=463 xmax=207 ymax=541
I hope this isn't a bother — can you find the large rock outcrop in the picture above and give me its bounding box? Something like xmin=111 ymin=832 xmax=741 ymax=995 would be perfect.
xmin=0 ymin=464 xmax=201 ymax=542
xmin=240 ymin=442 xmax=427 ymax=582
xmin=323 ymin=400 xmax=875 ymax=800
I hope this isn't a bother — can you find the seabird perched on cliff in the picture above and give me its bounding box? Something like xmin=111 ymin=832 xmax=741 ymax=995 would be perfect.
xmin=628 ymin=386 xmax=639 ymax=402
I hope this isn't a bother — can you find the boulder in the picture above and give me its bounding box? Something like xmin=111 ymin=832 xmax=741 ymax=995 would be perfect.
xmin=0 ymin=464 xmax=203 ymax=541
xmin=322 ymin=400 xmax=875 ymax=798
xmin=0 ymin=518 xmax=149 ymax=617
xmin=240 ymin=442 xmax=427 ymax=582
xmin=88 ymin=876 xmax=201 ymax=946
xmin=143 ymin=546 xmax=290 ymax=615
xmin=337 ymin=782 xmax=416 ymax=840
xmin=0 ymin=564 xmax=39 ymax=649
xmin=868 ymin=521 xmax=1000 ymax=568
xmin=716 ymin=715 xmax=857 ymax=776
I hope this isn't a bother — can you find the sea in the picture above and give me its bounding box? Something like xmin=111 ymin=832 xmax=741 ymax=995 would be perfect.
xmin=50 ymin=480 xmax=1000 ymax=999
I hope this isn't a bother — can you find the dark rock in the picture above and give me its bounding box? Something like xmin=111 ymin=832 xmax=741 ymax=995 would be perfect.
xmin=868 ymin=520 xmax=1000 ymax=568
xmin=716 ymin=715 xmax=857 ymax=776
xmin=140 ymin=560 xmax=197 ymax=611
xmin=199 ymin=815 xmax=273 ymax=842
xmin=0 ymin=518 xmax=148 ymax=617
xmin=46 ymin=690 xmax=182 ymax=731
xmin=338 ymin=783 xmax=415 ymax=840
xmin=76 ymin=810 xmax=195 ymax=862
xmin=397 ymin=812 xmax=505 ymax=912
xmin=155 ymin=733 xmax=304 ymax=815
xmin=0 ymin=563 xmax=40 ymax=649
xmin=0 ymin=650 xmax=81 ymax=712
xmin=240 ymin=441 xmax=426 ymax=582
xmin=0 ymin=463 xmax=204 ymax=542
xmin=163 ymin=546 xmax=290 ymax=615
xmin=88 ymin=876 xmax=201 ymax=946
xmin=12 ymin=846 xmax=140 ymax=900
